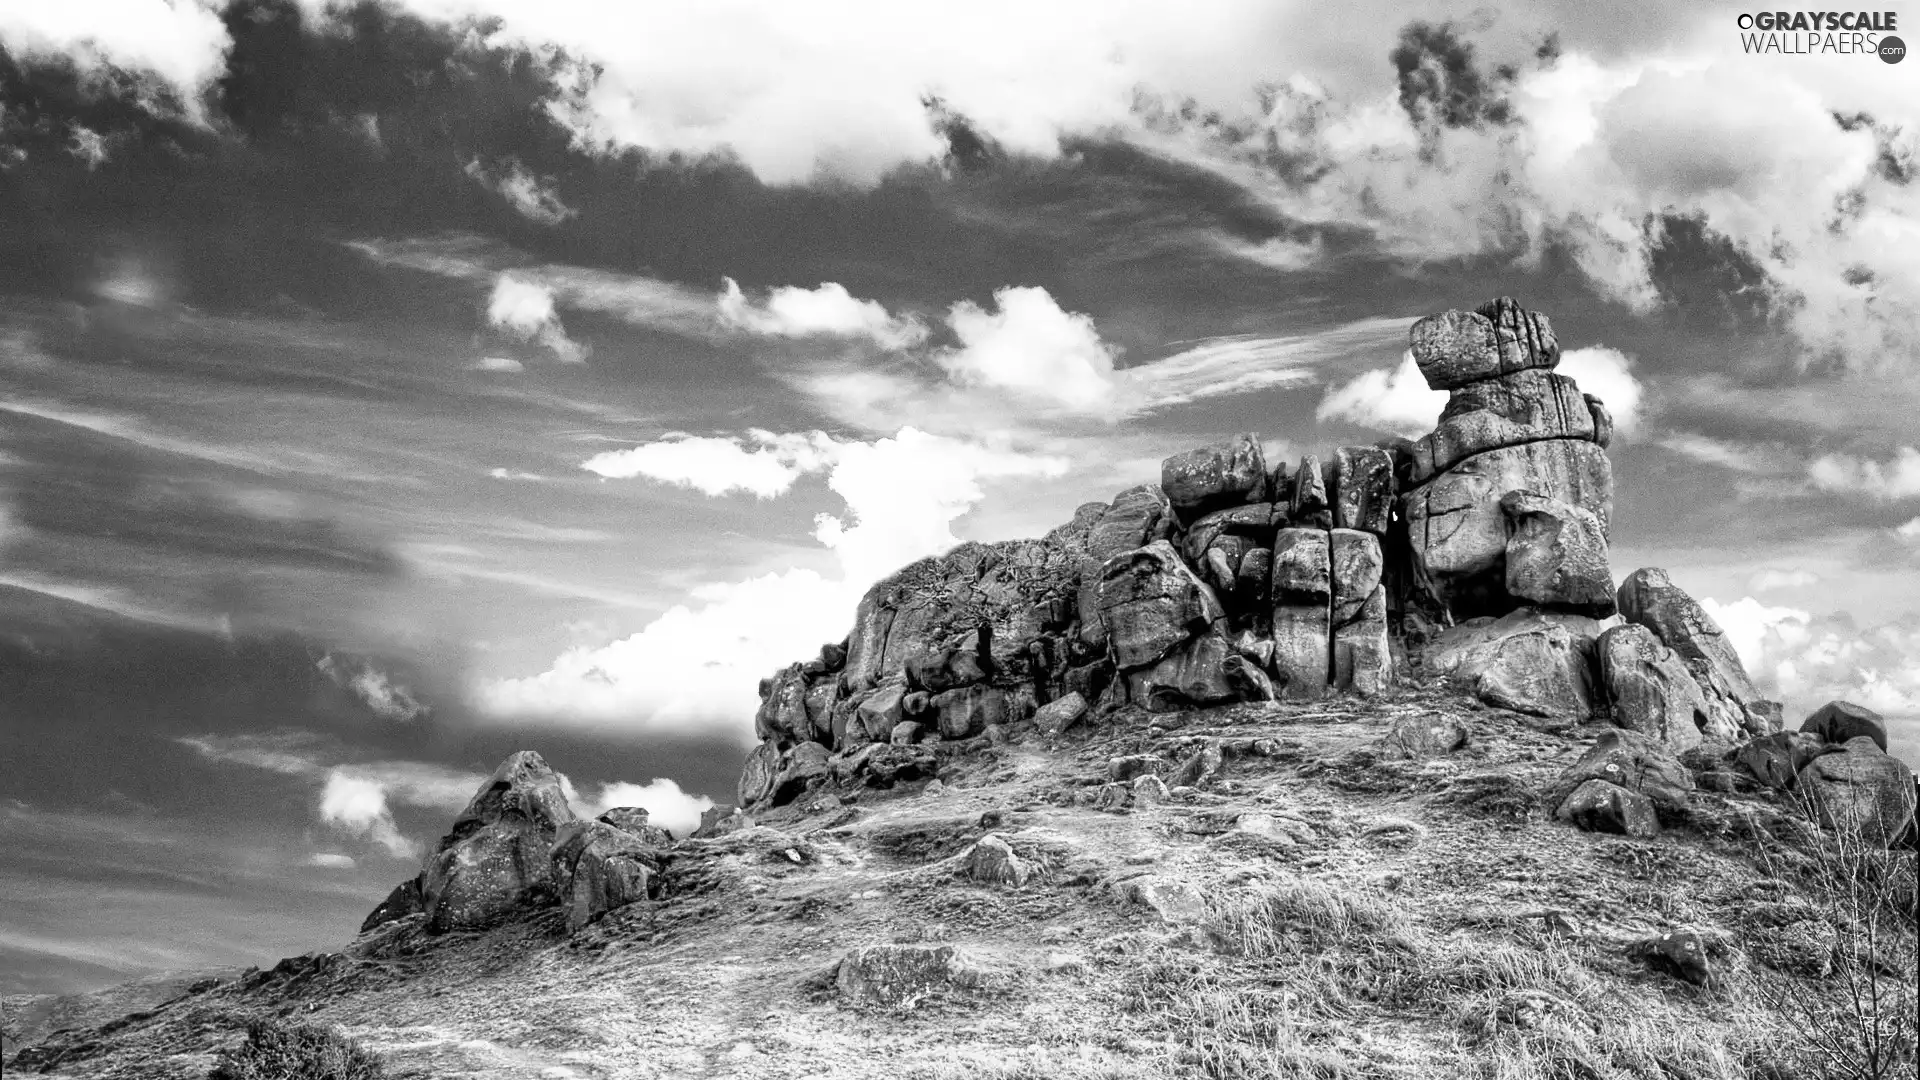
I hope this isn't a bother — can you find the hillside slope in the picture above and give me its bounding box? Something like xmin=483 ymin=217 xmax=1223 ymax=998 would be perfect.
xmin=8 ymin=683 xmax=1912 ymax=1079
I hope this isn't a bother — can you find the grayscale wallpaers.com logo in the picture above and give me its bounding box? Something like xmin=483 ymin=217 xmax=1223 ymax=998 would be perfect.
xmin=1736 ymin=10 xmax=1905 ymax=60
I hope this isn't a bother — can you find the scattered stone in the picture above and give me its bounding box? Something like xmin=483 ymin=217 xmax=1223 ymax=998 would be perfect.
xmin=1501 ymin=493 xmax=1615 ymax=616
xmin=693 ymin=805 xmax=753 ymax=838
xmin=418 ymin=751 xmax=577 ymax=934
xmin=891 ymin=721 xmax=924 ymax=745
xmin=1800 ymin=700 xmax=1888 ymax=752
xmin=1092 ymin=782 xmax=1133 ymax=812
xmin=964 ymin=834 xmax=1032 ymax=886
xmin=835 ymin=944 xmax=983 ymax=1007
xmin=1636 ymin=930 xmax=1716 ymax=986
xmin=865 ymin=745 xmax=938 ymax=788
xmin=1034 ymin=691 xmax=1088 ymax=736
xmin=1131 ymin=774 xmax=1171 ymax=807
xmin=1107 ymin=754 xmax=1162 ymax=782
xmin=1377 ymin=714 xmax=1471 ymax=761
xmin=930 ymin=684 xmax=1011 ymax=741
xmin=1124 ymin=877 xmax=1208 ymax=925
xmin=1170 ymin=742 xmax=1224 ymax=788
xmin=1557 ymin=779 xmax=1660 ymax=838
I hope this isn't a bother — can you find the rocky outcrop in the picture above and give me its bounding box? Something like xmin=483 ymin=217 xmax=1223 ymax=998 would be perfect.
xmin=835 ymin=944 xmax=984 ymax=1007
xmin=1616 ymin=568 xmax=1779 ymax=736
xmin=1547 ymin=729 xmax=1693 ymax=828
xmin=550 ymin=818 xmax=667 ymax=931
xmin=418 ymin=752 xmax=577 ymax=933
xmin=1596 ymin=624 xmax=1718 ymax=751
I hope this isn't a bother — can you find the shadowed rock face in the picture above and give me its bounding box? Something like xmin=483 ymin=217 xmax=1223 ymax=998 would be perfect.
xmin=419 ymin=751 xmax=577 ymax=934
xmin=1617 ymin=568 xmax=1777 ymax=737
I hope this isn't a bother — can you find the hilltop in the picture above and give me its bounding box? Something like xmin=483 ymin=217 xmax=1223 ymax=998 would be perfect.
xmin=5 ymin=298 xmax=1914 ymax=1079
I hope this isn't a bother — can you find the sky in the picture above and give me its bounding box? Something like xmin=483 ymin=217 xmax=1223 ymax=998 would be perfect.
xmin=1 ymin=0 xmax=1918 ymax=995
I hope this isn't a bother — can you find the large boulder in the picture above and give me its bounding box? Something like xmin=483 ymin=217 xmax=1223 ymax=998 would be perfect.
xmin=836 ymin=944 xmax=983 ymax=1007
xmin=1500 ymin=493 xmax=1615 ymax=616
xmin=1408 ymin=299 xmax=1557 ymax=391
xmin=929 ymin=684 xmax=1012 ymax=740
xmin=1422 ymin=609 xmax=1600 ymax=719
xmin=1800 ymin=700 xmax=1888 ymax=752
xmin=1269 ymin=528 xmax=1332 ymax=699
xmin=1332 ymin=586 xmax=1392 ymax=696
xmin=1160 ymin=434 xmax=1267 ymax=524
xmin=1596 ymin=624 xmax=1724 ymax=751
xmin=1402 ymin=440 xmax=1612 ymax=617
xmin=1095 ymin=541 xmax=1223 ymax=670
xmin=549 ymin=819 xmax=665 ymax=931
xmin=754 ymin=664 xmax=811 ymax=745
xmin=1329 ymin=529 xmax=1384 ymax=627
xmin=1616 ymin=568 xmax=1777 ymax=736
xmin=1796 ymin=737 xmax=1918 ymax=846
xmin=1557 ymin=779 xmax=1660 ymax=838
xmin=419 ymin=751 xmax=577 ymax=933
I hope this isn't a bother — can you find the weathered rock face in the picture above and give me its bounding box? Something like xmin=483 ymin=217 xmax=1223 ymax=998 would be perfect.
xmin=1546 ymin=729 xmax=1694 ymax=822
xmin=1596 ymin=624 xmax=1719 ymax=752
xmin=1404 ymin=439 xmax=1612 ymax=618
xmin=835 ymin=944 xmax=982 ymax=1007
xmin=419 ymin=751 xmax=578 ymax=933
xmin=1096 ymin=541 xmax=1224 ymax=670
xmin=1558 ymin=779 xmax=1660 ymax=838
xmin=1734 ymin=731 xmax=1830 ymax=791
xmin=1423 ymin=610 xmax=1600 ymax=718
xmin=1270 ymin=528 xmax=1332 ymax=699
xmin=1161 ymin=434 xmax=1268 ymax=524
xmin=1616 ymin=568 xmax=1779 ymax=736
xmin=1500 ymin=493 xmax=1615 ymax=616
xmin=1800 ymin=700 xmax=1888 ymax=752
xmin=1797 ymin=737 xmax=1918 ymax=846
xmin=549 ymin=819 xmax=667 ymax=932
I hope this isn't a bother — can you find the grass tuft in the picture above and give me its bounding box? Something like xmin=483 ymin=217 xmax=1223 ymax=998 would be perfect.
xmin=210 ymin=1018 xmax=384 ymax=1080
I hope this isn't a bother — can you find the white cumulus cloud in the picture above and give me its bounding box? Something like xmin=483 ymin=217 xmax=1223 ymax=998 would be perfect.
xmin=487 ymin=273 xmax=588 ymax=362
xmin=934 ymin=286 xmax=1120 ymax=417
xmin=718 ymin=279 xmax=927 ymax=349
xmin=1315 ymin=350 xmax=1447 ymax=438
xmin=464 ymin=157 xmax=576 ymax=225
xmin=482 ymin=427 xmax=1066 ymax=736
xmin=1702 ymin=596 xmax=1920 ymax=738
xmin=318 ymin=770 xmax=415 ymax=859
xmin=570 ymin=777 xmax=713 ymax=838
xmin=580 ymin=430 xmax=841 ymax=496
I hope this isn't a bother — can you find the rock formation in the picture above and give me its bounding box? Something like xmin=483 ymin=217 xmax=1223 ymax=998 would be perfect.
xmin=361 ymin=752 xmax=672 ymax=935
xmin=725 ymin=296 xmax=1802 ymax=815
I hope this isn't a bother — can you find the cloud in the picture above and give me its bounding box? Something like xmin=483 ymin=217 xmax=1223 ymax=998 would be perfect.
xmin=463 ymin=157 xmax=575 ymax=225
xmin=318 ymin=771 xmax=415 ymax=858
xmin=0 ymin=2 xmax=232 ymax=111
xmin=1749 ymin=569 xmax=1819 ymax=593
xmin=178 ymin=733 xmax=482 ymax=860
xmin=1315 ymin=350 xmax=1446 ymax=438
xmin=934 ymin=286 xmax=1120 ymax=416
xmin=1808 ymin=446 xmax=1920 ymax=500
xmin=1702 ymin=596 xmax=1920 ymax=731
xmin=471 ymin=356 xmax=525 ymax=373
xmin=1657 ymin=433 xmax=1789 ymax=474
xmin=306 ymin=852 xmax=357 ymax=869
xmin=718 ymin=279 xmax=927 ymax=349
xmin=569 ymin=777 xmax=712 ymax=837
xmin=1899 ymin=517 xmax=1920 ymax=543
xmin=487 ymin=467 xmax=545 ymax=481
xmin=481 ymin=426 xmax=1066 ymax=735
xmin=580 ymin=430 xmax=840 ymax=496
xmin=317 ymin=654 xmax=431 ymax=724
xmin=1557 ymin=347 xmax=1643 ymax=434
xmin=487 ymin=273 xmax=588 ymax=362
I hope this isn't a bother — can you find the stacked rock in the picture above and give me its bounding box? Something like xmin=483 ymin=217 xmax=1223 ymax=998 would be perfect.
xmin=1400 ymin=297 xmax=1615 ymax=620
